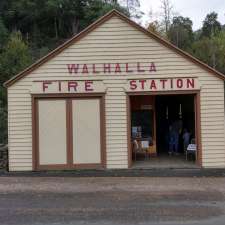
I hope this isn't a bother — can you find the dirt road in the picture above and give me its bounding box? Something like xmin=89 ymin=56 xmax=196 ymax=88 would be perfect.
xmin=0 ymin=177 xmax=225 ymax=225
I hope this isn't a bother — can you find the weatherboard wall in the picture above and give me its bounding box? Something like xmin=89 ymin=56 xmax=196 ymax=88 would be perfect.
xmin=7 ymin=15 xmax=225 ymax=171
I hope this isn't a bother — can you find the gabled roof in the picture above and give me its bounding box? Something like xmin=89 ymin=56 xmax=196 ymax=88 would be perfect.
xmin=4 ymin=9 xmax=225 ymax=88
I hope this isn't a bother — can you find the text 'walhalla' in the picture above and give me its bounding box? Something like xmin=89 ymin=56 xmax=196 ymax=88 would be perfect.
xmin=67 ymin=62 xmax=156 ymax=74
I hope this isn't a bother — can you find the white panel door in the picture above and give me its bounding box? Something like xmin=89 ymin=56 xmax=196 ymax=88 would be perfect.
xmin=72 ymin=99 xmax=101 ymax=164
xmin=38 ymin=100 xmax=67 ymax=165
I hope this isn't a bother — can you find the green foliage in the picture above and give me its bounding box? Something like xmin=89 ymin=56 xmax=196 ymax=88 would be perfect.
xmin=190 ymin=12 xmax=225 ymax=73
xmin=168 ymin=16 xmax=194 ymax=51
xmin=0 ymin=89 xmax=7 ymax=144
xmin=0 ymin=31 xmax=30 ymax=143
xmin=201 ymin=12 xmax=221 ymax=38
xmin=0 ymin=31 xmax=32 ymax=85
xmin=81 ymin=0 xmax=128 ymax=29
xmin=0 ymin=18 xmax=9 ymax=50
xmin=0 ymin=0 xmax=128 ymax=60
xmin=191 ymin=31 xmax=225 ymax=73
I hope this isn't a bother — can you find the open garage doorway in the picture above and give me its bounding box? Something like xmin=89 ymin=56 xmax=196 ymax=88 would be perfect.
xmin=129 ymin=94 xmax=199 ymax=169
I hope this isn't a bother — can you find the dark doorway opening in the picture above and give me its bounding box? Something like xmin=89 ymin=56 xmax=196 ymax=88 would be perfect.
xmin=155 ymin=94 xmax=195 ymax=155
xmin=129 ymin=94 xmax=197 ymax=168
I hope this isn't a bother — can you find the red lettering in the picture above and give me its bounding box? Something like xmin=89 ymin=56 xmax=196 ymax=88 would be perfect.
xmin=187 ymin=78 xmax=195 ymax=88
xmin=130 ymin=80 xmax=137 ymax=90
xmin=139 ymin=80 xmax=146 ymax=89
xmin=115 ymin=63 xmax=121 ymax=73
xmin=42 ymin=81 xmax=52 ymax=92
xmin=104 ymin=63 xmax=111 ymax=73
xmin=150 ymin=80 xmax=157 ymax=89
xmin=82 ymin=64 xmax=89 ymax=74
xmin=160 ymin=79 xmax=167 ymax=89
xmin=85 ymin=81 xmax=93 ymax=91
xmin=149 ymin=62 xmax=156 ymax=72
xmin=177 ymin=79 xmax=183 ymax=88
xmin=68 ymin=81 xmax=78 ymax=91
xmin=126 ymin=63 xmax=133 ymax=73
xmin=137 ymin=62 xmax=145 ymax=73
xmin=92 ymin=64 xmax=99 ymax=74
xmin=67 ymin=64 xmax=79 ymax=74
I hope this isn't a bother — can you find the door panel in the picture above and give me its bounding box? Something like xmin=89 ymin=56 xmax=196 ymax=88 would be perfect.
xmin=72 ymin=99 xmax=101 ymax=164
xmin=38 ymin=100 xmax=67 ymax=165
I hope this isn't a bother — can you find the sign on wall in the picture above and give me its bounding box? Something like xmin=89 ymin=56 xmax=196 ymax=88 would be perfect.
xmin=31 ymin=80 xmax=106 ymax=94
xmin=31 ymin=78 xmax=199 ymax=94
xmin=67 ymin=62 xmax=157 ymax=75
xmin=125 ymin=78 xmax=200 ymax=92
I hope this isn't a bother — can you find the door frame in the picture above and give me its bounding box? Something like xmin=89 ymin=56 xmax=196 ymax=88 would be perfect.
xmin=32 ymin=93 xmax=106 ymax=171
xmin=127 ymin=90 xmax=202 ymax=168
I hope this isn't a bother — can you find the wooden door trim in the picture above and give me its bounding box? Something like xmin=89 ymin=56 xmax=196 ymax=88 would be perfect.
xmin=126 ymin=90 xmax=202 ymax=168
xmin=32 ymin=93 xmax=106 ymax=170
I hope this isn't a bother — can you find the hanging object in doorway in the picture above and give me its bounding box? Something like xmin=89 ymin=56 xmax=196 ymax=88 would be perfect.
xmin=166 ymin=106 xmax=169 ymax=119
xmin=179 ymin=104 xmax=182 ymax=119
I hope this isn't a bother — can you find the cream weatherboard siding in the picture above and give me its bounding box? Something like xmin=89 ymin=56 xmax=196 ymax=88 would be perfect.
xmin=7 ymin=15 xmax=225 ymax=171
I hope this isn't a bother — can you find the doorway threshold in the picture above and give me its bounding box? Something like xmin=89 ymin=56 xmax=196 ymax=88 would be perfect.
xmin=132 ymin=155 xmax=199 ymax=169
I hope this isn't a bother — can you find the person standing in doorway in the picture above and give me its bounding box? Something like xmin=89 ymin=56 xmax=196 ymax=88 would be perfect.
xmin=168 ymin=121 xmax=181 ymax=155
xmin=183 ymin=128 xmax=191 ymax=152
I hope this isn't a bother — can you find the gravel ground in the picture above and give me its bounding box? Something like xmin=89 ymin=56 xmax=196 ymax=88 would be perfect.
xmin=0 ymin=177 xmax=225 ymax=225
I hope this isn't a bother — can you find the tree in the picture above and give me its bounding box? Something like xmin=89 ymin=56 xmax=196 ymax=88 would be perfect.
xmin=191 ymin=31 xmax=225 ymax=72
xmin=146 ymin=0 xmax=174 ymax=37
xmin=0 ymin=88 xmax=7 ymax=144
xmin=201 ymin=12 xmax=221 ymax=38
xmin=146 ymin=20 xmax=165 ymax=37
xmin=59 ymin=0 xmax=88 ymax=35
xmin=82 ymin=0 xmax=128 ymax=26
xmin=168 ymin=16 xmax=194 ymax=50
xmin=0 ymin=31 xmax=32 ymax=144
xmin=123 ymin=0 xmax=142 ymax=19
xmin=0 ymin=31 xmax=32 ymax=85
xmin=195 ymin=12 xmax=223 ymax=70
xmin=147 ymin=20 xmax=161 ymax=34
xmin=160 ymin=0 xmax=174 ymax=34
xmin=103 ymin=0 xmax=118 ymax=3
xmin=0 ymin=18 xmax=9 ymax=50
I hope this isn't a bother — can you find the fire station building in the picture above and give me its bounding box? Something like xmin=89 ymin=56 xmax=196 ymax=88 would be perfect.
xmin=4 ymin=10 xmax=225 ymax=171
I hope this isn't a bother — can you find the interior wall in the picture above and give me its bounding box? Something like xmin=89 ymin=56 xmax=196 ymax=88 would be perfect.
xmin=130 ymin=96 xmax=155 ymax=139
xmin=130 ymin=96 xmax=155 ymax=111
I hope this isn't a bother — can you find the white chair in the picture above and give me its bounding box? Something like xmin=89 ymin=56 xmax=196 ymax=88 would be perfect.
xmin=133 ymin=139 xmax=149 ymax=161
xmin=186 ymin=138 xmax=197 ymax=160
xmin=141 ymin=140 xmax=150 ymax=160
